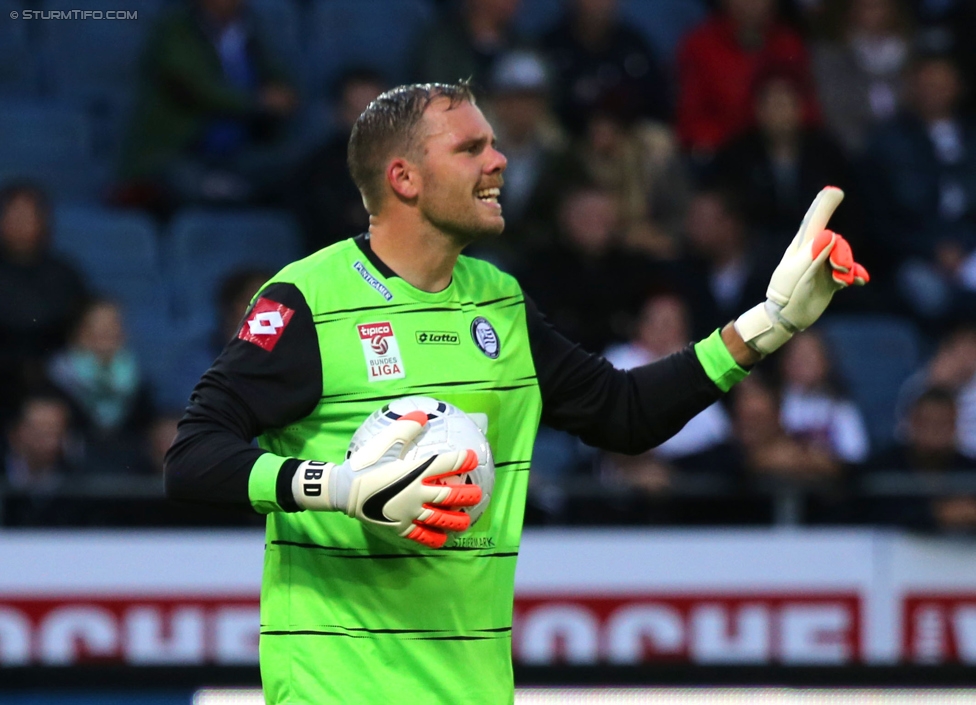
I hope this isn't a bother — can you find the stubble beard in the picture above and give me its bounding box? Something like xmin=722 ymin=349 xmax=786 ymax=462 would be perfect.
xmin=436 ymin=213 xmax=505 ymax=250
xmin=421 ymin=187 xmax=505 ymax=250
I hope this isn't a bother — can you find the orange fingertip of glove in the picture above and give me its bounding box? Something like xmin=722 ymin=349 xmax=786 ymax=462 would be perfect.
xmin=812 ymin=229 xmax=835 ymax=259
xmin=829 ymin=236 xmax=853 ymax=271
xmin=432 ymin=483 xmax=481 ymax=507
xmin=424 ymin=449 xmax=480 ymax=484
xmin=826 ymin=235 xmax=869 ymax=286
xmin=407 ymin=524 xmax=447 ymax=548
xmin=419 ymin=506 xmax=471 ymax=532
xmin=399 ymin=410 xmax=429 ymax=426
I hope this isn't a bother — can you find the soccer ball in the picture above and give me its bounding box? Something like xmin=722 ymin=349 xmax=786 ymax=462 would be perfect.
xmin=347 ymin=396 xmax=495 ymax=540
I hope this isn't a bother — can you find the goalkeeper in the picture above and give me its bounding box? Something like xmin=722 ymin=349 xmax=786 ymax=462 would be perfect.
xmin=164 ymin=82 xmax=867 ymax=704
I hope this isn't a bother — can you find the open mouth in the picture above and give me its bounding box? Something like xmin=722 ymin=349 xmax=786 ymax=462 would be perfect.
xmin=476 ymin=187 xmax=501 ymax=205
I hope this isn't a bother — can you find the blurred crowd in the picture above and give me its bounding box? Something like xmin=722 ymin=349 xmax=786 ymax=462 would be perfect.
xmin=5 ymin=0 xmax=976 ymax=532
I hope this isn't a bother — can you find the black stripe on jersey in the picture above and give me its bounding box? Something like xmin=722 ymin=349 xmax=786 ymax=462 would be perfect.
xmin=270 ymin=540 xmax=362 ymax=551
xmin=494 ymin=460 xmax=531 ymax=473
xmin=319 ymin=625 xmax=450 ymax=634
xmin=261 ymin=630 xmax=509 ymax=641
xmin=460 ymin=294 xmax=522 ymax=308
xmin=261 ymin=630 xmax=367 ymax=638
xmin=271 ymin=623 xmax=511 ymax=636
xmin=314 ymin=306 xmax=464 ymax=325
xmin=494 ymin=460 xmax=531 ymax=469
xmin=495 ymin=299 xmax=527 ymax=311
xmin=481 ymin=383 xmax=537 ymax=392
xmin=312 ymin=301 xmax=415 ymax=317
xmin=314 ymin=297 xmax=524 ymax=321
xmin=319 ymin=381 xmax=536 ymax=403
xmin=320 ymin=379 xmax=494 ymax=400
xmin=408 ymin=635 xmax=506 ymax=641
xmin=271 ymin=540 xmax=517 ymax=559
xmin=403 ymin=379 xmax=496 ymax=389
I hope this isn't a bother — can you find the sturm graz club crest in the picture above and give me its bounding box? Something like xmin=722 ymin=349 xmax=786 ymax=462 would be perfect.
xmin=470 ymin=317 xmax=500 ymax=359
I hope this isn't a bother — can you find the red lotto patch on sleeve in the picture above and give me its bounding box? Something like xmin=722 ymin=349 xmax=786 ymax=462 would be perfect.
xmin=238 ymin=297 xmax=295 ymax=351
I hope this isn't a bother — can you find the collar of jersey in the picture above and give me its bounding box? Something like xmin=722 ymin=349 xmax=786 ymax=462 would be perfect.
xmin=354 ymin=233 xmax=457 ymax=304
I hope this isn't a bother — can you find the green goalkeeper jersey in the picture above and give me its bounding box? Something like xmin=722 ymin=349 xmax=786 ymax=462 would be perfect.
xmin=165 ymin=234 xmax=746 ymax=704
xmin=253 ymin=238 xmax=540 ymax=704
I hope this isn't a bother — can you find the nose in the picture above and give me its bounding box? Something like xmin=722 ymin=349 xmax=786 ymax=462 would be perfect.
xmin=486 ymin=145 xmax=507 ymax=174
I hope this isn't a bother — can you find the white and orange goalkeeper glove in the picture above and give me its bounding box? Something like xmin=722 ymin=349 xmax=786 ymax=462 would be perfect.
xmin=292 ymin=411 xmax=481 ymax=549
xmin=734 ymin=186 xmax=869 ymax=356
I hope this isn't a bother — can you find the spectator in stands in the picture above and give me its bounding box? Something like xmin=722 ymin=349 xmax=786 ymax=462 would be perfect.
xmin=605 ymin=292 xmax=733 ymax=457
xmin=811 ymin=0 xmax=912 ymax=154
xmin=3 ymin=394 xmax=75 ymax=492
xmin=897 ymin=324 xmax=976 ymax=459
xmin=576 ymin=103 xmax=692 ymax=260
xmin=291 ymin=68 xmax=386 ymax=254
xmin=708 ymin=66 xmax=856 ymax=244
xmin=910 ymin=0 xmax=976 ymax=116
xmin=778 ymin=331 xmax=871 ymax=464
xmin=0 ymin=182 xmax=88 ymax=424
xmin=47 ymin=299 xmax=153 ymax=445
xmin=407 ymin=0 xmax=523 ymax=86
xmin=158 ymin=268 xmax=272 ymax=413
xmin=541 ymin=0 xmax=671 ymax=134
xmin=119 ymin=0 xmax=298 ymax=209
xmin=519 ymin=183 xmax=659 ymax=354
xmin=860 ymin=52 xmax=976 ymax=323
xmin=476 ymin=50 xmax=586 ymax=264
xmin=216 ymin=268 xmax=274 ymax=345
xmin=676 ymin=0 xmax=818 ymax=157
xmin=865 ymin=387 xmax=976 ymax=532
xmin=600 ymin=292 xmax=733 ymax=490
xmin=731 ymin=373 xmax=843 ymax=483
xmin=677 ymin=188 xmax=774 ymax=338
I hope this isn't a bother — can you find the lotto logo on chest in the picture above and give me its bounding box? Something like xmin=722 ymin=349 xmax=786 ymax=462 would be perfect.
xmin=357 ymin=321 xmax=405 ymax=382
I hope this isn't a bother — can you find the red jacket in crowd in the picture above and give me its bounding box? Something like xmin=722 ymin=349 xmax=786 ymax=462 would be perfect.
xmin=676 ymin=14 xmax=819 ymax=153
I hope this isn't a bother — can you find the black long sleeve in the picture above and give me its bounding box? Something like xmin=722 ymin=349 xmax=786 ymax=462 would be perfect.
xmin=164 ymin=263 xmax=729 ymax=511
xmin=164 ymin=282 xmax=321 ymax=510
xmin=525 ymin=296 xmax=725 ymax=454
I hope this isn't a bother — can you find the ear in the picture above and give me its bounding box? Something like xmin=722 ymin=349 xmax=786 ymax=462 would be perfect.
xmin=387 ymin=158 xmax=420 ymax=200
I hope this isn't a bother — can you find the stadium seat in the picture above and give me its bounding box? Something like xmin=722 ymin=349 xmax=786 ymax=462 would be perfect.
xmin=37 ymin=0 xmax=162 ymax=101
xmin=249 ymin=0 xmax=304 ymax=81
xmin=513 ymin=0 xmax=566 ymax=37
xmin=305 ymin=0 xmax=435 ymax=97
xmin=37 ymin=0 xmax=164 ymax=160
xmin=167 ymin=208 xmax=302 ymax=331
xmin=0 ymin=102 xmax=106 ymax=202
xmin=50 ymin=205 xmax=170 ymax=379
xmin=818 ymin=315 xmax=923 ymax=451
xmin=620 ymin=0 xmax=708 ymax=65
xmin=513 ymin=0 xmax=707 ymax=63
xmin=0 ymin=0 xmax=39 ymax=98
xmin=0 ymin=102 xmax=89 ymax=163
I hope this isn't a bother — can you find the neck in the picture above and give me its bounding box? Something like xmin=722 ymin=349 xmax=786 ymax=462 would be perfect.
xmin=368 ymin=216 xmax=461 ymax=293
